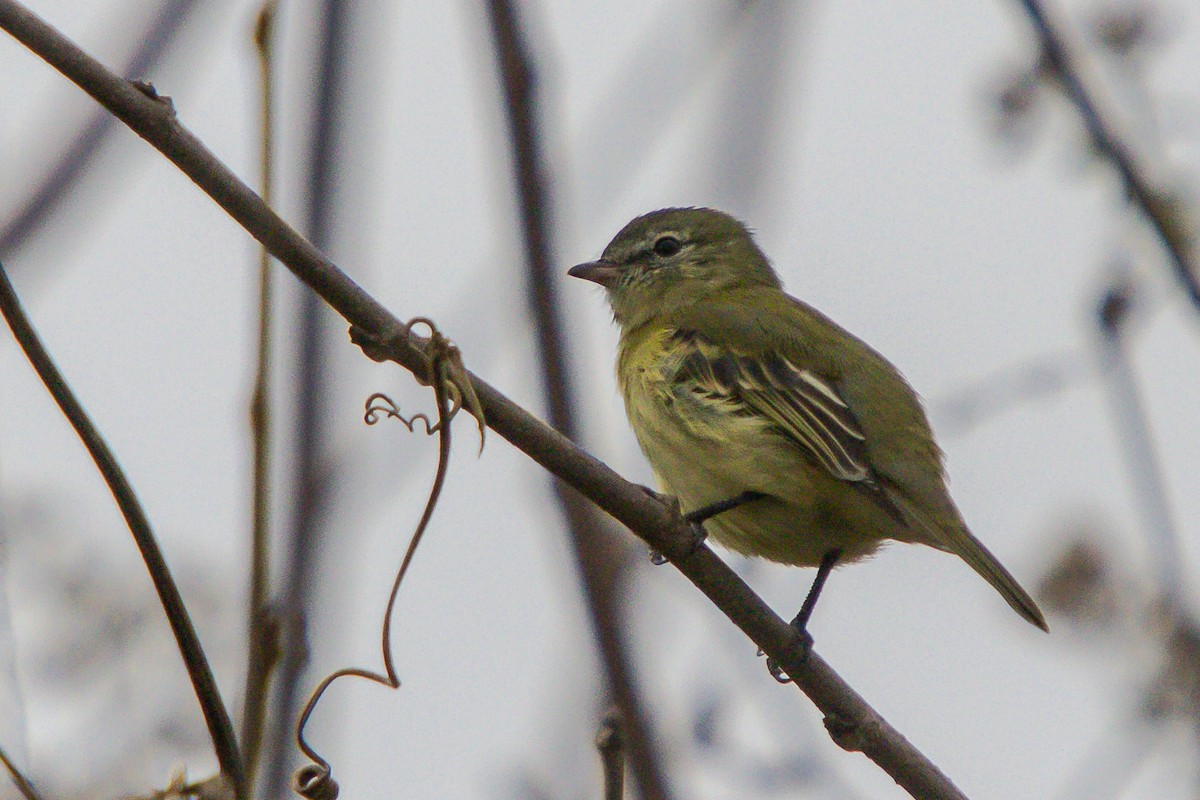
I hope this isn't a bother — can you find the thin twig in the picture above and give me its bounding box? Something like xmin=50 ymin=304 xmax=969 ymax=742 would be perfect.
xmin=596 ymin=708 xmax=625 ymax=800
xmin=1015 ymin=0 xmax=1199 ymax=315
xmin=484 ymin=2 xmax=671 ymax=798
xmin=238 ymin=2 xmax=281 ymax=795
xmin=0 ymin=260 xmax=244 ymax=793
xmin=0 ymin=741 xmax=46 ymax=800
xmin=0 ymin=6 xmax=969 ymax=796
xmin=263 ymin=1 xmax=349 ymax=793
xmin=931 ymin=349 xmax=1090 ymax=436
xmin=1095 ymin=280 xmax=1185 ymax=605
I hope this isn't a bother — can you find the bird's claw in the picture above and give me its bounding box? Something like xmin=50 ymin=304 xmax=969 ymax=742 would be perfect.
xmin=647 ymin=524 xmax=708 ymax=564
xmin=640 ymin=485 xmax=680 ymax=512
xmin=763 ymin=623 xmax=814 ymax=683
xmin=640 ymin=486 xmax=708 ymax=563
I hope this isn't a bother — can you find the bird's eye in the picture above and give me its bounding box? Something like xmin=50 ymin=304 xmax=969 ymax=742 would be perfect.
xmin=652 ymin=235 xmax=682 ymax=258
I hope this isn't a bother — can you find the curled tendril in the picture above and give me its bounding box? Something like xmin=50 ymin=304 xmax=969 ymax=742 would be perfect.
xmin=363 ymin=392 xmax=438 ymax=434
xmin=294 ymin=316 xmax=474 ymax=797
xmin=352 ymin=317 xmax=485 ymax=450
xmin=407 ymin=317 xmax=485 ymax=451
xmin=293 ymin=763 xmax=338 ymax=800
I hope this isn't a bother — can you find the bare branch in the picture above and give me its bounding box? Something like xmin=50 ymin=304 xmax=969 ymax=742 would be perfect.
xmin=0 ymin=741 xmax=46 ymax=800
xmin=0 ymin=0 xmax=200 ymax=258
xmin=1015 ymin=0 xmax=1200 ymax=316
xmin=0 ymin=261 xmax=244 ymax=793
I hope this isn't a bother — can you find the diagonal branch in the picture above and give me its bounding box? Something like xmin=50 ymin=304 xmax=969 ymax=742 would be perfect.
xmin=0 ymin=4 xmax=968 ymax=797
xmin=1014 ymin=0 xmax=1199 ymax=315
xmin=0 ymin=741 xmax=47 ymax=800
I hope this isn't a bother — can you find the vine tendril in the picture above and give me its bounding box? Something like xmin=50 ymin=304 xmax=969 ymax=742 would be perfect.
xmin=293 ymin=319 xmax=480 ymax=798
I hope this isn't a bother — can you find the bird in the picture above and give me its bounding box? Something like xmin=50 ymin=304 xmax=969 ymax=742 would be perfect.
xmin=569 ymin=207 xmax=1048 ymax=639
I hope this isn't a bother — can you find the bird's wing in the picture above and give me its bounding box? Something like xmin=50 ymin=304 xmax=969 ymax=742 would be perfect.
xmin=671 ymin=329 xmax=872 ymax=484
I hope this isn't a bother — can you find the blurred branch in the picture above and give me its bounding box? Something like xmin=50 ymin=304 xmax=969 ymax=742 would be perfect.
xmin=0 ymin=260 xmax=243 ymax=793
xmin=238 ymin=2 xmax=281 ymax=795
xmin=931 ymin=349 xmax=1089 ymax=436
xmin=596 ymin=708 xmax=625 ymax=800
xmin=0 ymin=6 xmax=971 ymax=797
xmin=1014 ymin=0 xmax=1199 ymax=316
xmin=0 ymin=0 xmax=200 ymax=259
xmin=1095 ymin=279 xmax=1185 ymax=605
xmin=1052 ymin=708 xmax=1157 ymax=800
xmin=1038 ymin=535 xmax=1198 ymax=800
xmin=485 ymin=0 xmax=568 ymax=425
xmin=0 ymin=741 xmax=45 ymax=800
xmin=573 ymin=2 xmax=754 ymax=220
xmin=262 ymin=1 xmax=349 ymax=794
xmin=703 ymin=2 xmax=804 ymax=212
xmin=484 ymin=3 xmax=671 ymax=799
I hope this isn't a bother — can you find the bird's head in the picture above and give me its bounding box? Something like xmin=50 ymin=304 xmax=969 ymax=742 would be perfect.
xmin=569 ymin=207 xmax=780 ymax=328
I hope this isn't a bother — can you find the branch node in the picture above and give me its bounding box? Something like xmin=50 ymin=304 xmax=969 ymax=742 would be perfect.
xmin=823 ymin=710 xmax=871 ymax=753
xmin=596 ymin=707 xmax=626 ymax=800
xmin=637 ymin=489 xmax=712 ymax=565
xmin=348 ymin=323 xmax=405 ymax=365
xmin=130 ymin=79 xmax=175 ymax=115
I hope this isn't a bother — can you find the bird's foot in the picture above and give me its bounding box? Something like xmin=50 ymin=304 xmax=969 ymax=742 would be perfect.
xmin=639 ymin=485 xmax=679 ymax=510
xmin=762 ymin=549 xmax=841 ymax=683
xmin=643 ymin=487 xmax=767 ymax=564
xmin=640 ymin=486 xmax=708 ymax=564
xmin=762 ymin=621 xmax=814 ymax=684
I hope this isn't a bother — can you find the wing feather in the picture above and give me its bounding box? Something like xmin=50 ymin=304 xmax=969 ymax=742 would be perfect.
xmin=671 ymin=329 xmax=905 ymax=524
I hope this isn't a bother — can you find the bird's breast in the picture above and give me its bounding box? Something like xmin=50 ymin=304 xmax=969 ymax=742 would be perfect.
xmin=617 ymin=328 xmax=747 ymax=441
xmin=617 ymin=327 xmax=785 ymax=484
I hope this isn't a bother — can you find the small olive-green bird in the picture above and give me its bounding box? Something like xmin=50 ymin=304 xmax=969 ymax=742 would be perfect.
xmin=570 ymin=207 xmax=1047 ymax=632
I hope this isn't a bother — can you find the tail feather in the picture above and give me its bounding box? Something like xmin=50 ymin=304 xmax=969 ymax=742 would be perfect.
xmin=895 ymin=496 xmax=1048 ymax=631
xmin=950 ymin=527 xmax=1048 ymax=632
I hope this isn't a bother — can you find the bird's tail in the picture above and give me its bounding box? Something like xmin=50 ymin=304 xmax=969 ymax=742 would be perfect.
xmin=898 ymin=497 xmax=1049 ymax=631
xmin=949 ymin=526 xmax=1048 ymax=631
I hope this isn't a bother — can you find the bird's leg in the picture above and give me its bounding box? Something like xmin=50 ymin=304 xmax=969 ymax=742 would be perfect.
xmin=767 ymin=548 xmax=842 ymax=683
xmin=684 ymin=490 xmax=766 ymax=525
xmin=678 ymin=490 xmax=766 ymax=558
xmin=790 ymin=548 xmax=841 ymax=631
xmin=640 ymin=488 xmax=765 ymax=563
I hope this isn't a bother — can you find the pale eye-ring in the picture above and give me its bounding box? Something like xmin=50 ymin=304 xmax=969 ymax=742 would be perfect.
xmin=652 ymin=235 xmax=682 ymax=257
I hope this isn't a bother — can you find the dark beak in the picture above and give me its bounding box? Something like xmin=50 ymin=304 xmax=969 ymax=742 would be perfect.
xmin=568 ymin=260 xmax=620 ymax=287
